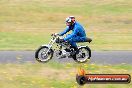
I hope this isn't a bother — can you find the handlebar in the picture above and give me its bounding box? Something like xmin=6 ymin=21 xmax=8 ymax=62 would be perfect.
xmin=51 ymin=33 xmax=59 ymax=37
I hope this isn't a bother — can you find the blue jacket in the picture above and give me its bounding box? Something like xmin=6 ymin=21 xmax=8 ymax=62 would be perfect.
xmin=59 ymin=22 xmax=86 ymax=41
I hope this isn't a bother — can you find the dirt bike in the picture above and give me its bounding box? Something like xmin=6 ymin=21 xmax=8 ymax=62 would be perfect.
xmin=35 ymin=33 xmax=92 ymax=63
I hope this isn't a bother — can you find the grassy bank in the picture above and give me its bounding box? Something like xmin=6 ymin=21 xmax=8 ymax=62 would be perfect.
xmin=0 ymin=62 xmax=132 ymax=88
xmin=0 ymin=30 xmax=132 ymax=50
xmin=0 ymin=0 xmax=132 ymax=50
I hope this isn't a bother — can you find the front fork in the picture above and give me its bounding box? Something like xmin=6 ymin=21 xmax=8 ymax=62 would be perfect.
xmin=43 ymin=39 xmax=55 ymax=56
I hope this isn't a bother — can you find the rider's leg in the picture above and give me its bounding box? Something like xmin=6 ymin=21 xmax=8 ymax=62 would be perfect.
xmin=66 ymin=36 xmax=87 ymax=50
xmin=68 ymin=38 xmax=78 ymax=51
xmin=68 ymin=36 xmax=88 ymax=50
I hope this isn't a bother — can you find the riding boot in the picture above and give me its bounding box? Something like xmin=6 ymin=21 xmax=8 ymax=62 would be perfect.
xmin=70 ymin=46 xmax=78 ymax=56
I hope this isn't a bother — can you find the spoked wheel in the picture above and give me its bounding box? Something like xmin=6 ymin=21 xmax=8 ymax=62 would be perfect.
xmin=35 ymin=46 xmax=54 ymax=63
xmin=73 ymin=46 xmax=91 ymax=63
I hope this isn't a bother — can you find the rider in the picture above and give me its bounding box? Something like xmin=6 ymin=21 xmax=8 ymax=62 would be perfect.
xmin=58 ymin=16 xmax=89 ymax=51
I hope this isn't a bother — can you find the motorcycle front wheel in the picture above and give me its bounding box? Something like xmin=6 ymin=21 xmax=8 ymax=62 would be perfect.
xmin=35 ymin=46 xmax=54 ymax=63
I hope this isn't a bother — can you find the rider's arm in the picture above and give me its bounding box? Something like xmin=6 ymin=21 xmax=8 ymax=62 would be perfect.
xmin=64 ymin=27 xmax=78 ymax=41
xmin=59 ymin=26 xmax=70 ymax=36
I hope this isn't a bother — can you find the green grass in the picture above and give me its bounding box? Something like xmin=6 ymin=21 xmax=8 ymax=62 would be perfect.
xmin=0 ymin=0 xmax=132 ymax=50
xmin=0 ymin=30 xmax=132 ymax=50
xmin=0 ymin=62 xmax=132 ymax=88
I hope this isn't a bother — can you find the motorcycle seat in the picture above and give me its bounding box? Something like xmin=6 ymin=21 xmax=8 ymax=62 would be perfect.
xmin=77 ymin=37 xmax=92 ymax=43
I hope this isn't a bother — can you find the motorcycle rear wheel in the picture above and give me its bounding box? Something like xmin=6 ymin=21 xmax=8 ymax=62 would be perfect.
xmin=72 ymin=46 xmax=91 ymax=63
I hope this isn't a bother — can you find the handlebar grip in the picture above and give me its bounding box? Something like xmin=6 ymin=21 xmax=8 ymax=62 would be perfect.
xmin=51 ymin=34 xmax=54 ymax=36
xmin=51 ymin=33 xmax=59 ymax=36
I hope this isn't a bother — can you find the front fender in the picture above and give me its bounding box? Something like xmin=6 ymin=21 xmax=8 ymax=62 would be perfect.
xmin=40 ymin=44 xmax=53 ymax=52
xmin=41 ymin=44 xmax=50 ymax=48
xmin=35 ymin=44 xmax=54 ymax=56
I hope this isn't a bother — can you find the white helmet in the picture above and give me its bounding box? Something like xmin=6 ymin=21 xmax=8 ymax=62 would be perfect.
xmin=65 ymin=17 xmax=72 ymax=23
xmin=69 ymin=16 xmax=75 ymax=19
